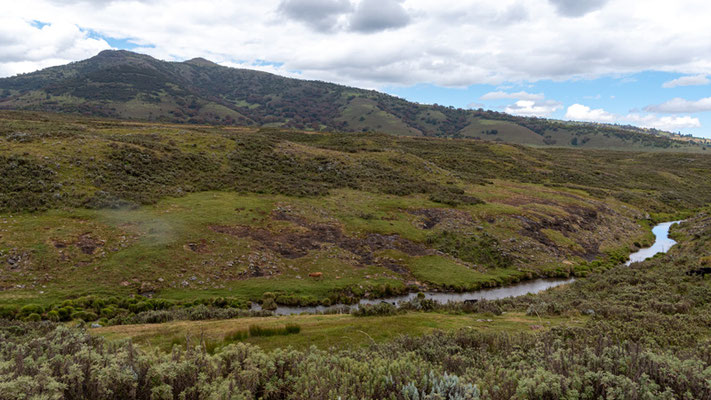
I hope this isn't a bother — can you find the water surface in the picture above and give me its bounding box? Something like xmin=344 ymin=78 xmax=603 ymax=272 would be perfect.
xmin=625 ymin=221 xmax=681 ymax=266
xmin=252 ymin=277 xmax=577 ymax=316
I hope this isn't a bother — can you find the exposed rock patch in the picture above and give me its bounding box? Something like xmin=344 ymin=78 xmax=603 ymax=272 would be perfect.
xmin=184 ymin=239 xmax=209 ymax=253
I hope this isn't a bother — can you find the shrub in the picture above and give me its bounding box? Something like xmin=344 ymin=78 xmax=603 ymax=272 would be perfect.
xmin=24 ymin=313 xmax=41 ymax=322
xmin=19 ymin=304 xmax=44 ymax=316
xmin=71 ymin=311 xmax=98 ymax=322
xmin=46 ymin=310 xmax=60 ymax=322
xmin=0 ymin=305 xmax=18 ymax=319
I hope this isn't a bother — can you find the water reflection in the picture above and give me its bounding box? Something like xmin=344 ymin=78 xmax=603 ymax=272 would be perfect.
xmin=625 ymin=221 xmax=681 ymax=266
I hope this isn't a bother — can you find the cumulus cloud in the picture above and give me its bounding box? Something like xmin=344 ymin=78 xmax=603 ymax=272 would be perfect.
xmin=278 ymin=0 xmax=351 ymax=32
xmin=565 ymin=104 xmax=616 ymax=122
xmin=0 ymin=0 xmax=704 ymax=88
xmin=548 ymin=0 xmax=609 ymax=17
xmin=0 ymin=17 xmax=109 ymax=76
xmin=480 ymin=90 xmax=544 ymax=101
xmin=3 ymin=0 xmax=711 ymax=106
xmin=504 ymin=100 xmax=562 ymax=117
xmin=348 ymin=0 xmax=410 ymax=33
xmin=644 ymin=97 xmax=711 ymax=113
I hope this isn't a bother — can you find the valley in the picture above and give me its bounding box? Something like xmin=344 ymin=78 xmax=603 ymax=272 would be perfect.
xmin=1 ymin=112 xmax=710 ymax=398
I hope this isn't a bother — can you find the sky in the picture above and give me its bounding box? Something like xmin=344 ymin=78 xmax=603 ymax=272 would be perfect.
xmin=2 ymin=0 xmax=711 ymax=138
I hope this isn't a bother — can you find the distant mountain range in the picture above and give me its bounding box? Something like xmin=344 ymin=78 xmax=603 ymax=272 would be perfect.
xmin=0 ymin=50 xmax=707 ymax=151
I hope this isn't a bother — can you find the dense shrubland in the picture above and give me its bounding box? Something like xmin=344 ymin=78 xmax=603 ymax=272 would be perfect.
xmin=1 ymin=211 xmax=710 ymax=399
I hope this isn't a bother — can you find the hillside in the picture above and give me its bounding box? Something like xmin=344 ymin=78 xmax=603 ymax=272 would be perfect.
xmin=0 ymin=50 xmax=707 ymax=151
xmin=2 ymin=112 xmax=711 ymax=397
xmin=1 ymin=111 xmax=711 ymax=312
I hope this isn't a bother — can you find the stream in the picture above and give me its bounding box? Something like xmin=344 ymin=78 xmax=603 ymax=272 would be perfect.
xmin=252 ymin=221 xmax=681 ymax=316
xmin=625 ymin=220 xmax=681 ymax=266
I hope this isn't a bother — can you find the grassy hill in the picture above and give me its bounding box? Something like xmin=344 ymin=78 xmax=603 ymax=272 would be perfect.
xmin=1 ymin=111 xmax=711 ymax=314
xmin=0 ymin=50 xmax=708 ymax=151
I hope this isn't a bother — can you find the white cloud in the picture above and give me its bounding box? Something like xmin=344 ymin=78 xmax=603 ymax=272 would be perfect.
xmin=504 ymin=99 xmax=562 ymax=117
xmin=2 ymin=0 xmax=711 ymax=89
xmin=0 ymin=16 xmax=109 ymax=76
xmin=565 ymin=103 xmax=616 ymax=122
xmin=662 ymin=74 xmax=709 ymax=88
xmin=565 ymin=104 xmax=701 ymax=132
xmin=644 ymin=97 xmax=711 ymax=113
xmin=480 ymin=90 xmax=544 ymax=101
xmin=626 ymin=114 xmax=701 ymax=131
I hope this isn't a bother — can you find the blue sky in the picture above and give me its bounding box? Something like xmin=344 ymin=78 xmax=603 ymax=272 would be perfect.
xmin=4 ymin=0 xmax=711 ymax=138
xmin=385 ymin=71 xmax=711 ymax=137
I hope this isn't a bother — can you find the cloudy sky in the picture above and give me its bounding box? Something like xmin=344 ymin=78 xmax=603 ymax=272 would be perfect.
xmin=3 ymin=0 xmax=711 ymax=137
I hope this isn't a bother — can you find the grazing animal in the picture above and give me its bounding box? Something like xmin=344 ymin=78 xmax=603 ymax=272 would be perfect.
xmin=463 ymin=299 xmax=479 ymax=305
xmin=686 ymin=267 xmax=711 ymax=277
xmin=308 ymin=272 xmax=323 ymax=278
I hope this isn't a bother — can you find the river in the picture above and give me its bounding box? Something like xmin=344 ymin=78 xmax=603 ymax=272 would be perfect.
xmin=252 ymin=220 xmax=681 ymax=315
xmin=625 ymin=220 xmax=681 ymax=266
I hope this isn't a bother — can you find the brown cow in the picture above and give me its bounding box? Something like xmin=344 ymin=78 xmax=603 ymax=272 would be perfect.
xmin=308 ymin=272 xmax=323 ymax=278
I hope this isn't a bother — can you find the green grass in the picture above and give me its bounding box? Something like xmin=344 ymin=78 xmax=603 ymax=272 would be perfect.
xmin=93 ymin=311 xmax=587 ymax=351
xmin=408 ymin=255 xmax=523 ymax=289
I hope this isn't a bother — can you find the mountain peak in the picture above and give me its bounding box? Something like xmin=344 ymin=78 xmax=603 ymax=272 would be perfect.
xmin=184 ymin=57 xmax=220 ymax=67
xmin=0 ymin=50 xmax=706 ymax=152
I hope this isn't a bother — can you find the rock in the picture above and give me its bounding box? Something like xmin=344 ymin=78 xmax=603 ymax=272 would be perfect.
xmin=140 ymin=282 xmax=156 ymax=293
xmin=91 ymin=323 xmax=102 ymax=328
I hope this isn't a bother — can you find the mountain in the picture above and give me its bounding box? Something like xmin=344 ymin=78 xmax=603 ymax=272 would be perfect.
xmin=0 ymin=50 xmax=708 ymax=151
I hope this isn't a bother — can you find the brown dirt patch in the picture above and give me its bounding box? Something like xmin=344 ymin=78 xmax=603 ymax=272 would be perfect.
xmin=76 ymin=233 xmax=104 ymax=255
xmin=210 ymin=215 xmax=433 ymax=273
xmin=406 ymin=208 xmax=470 ymax=230
xmin=515 ymin=206 xmax=602 ymax=258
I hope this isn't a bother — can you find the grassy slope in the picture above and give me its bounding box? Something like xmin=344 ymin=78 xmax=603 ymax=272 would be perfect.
xmin=1 ymin=111 xmax=711 ymax=311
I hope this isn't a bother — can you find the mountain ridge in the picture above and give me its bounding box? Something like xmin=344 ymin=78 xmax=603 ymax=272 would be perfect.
xmin=0 ymin=50 xmax=708 ymax=151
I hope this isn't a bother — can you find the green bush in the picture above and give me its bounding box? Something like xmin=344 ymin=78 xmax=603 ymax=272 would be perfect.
xmin=0 ymin=305 xmax=18 ymax=319
xmin=46 ymin=310 xmax=60 ymax=322
xmin=71 ymin=311 xmax=98 ymax=322
xmin=24 ymin=313 xmax=41 ymax=322
xmin=19 ymin=304 xmax=44 ymax=316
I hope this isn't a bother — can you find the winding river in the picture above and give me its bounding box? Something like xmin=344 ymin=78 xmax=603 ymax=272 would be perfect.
xmin=253 ymin=221 xmax=681 ymax=316
xmin=625 ymin=220 xmax=681 ymax=266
